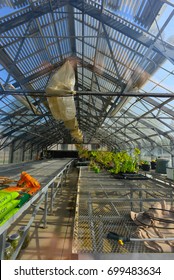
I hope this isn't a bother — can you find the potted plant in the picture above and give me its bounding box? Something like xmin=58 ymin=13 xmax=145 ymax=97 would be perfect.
xmin=109 ymin=148 xmax=140 ymax=178
xmin=94 ymin=151 xmax=113 ymax=170
xmin=140 ymin=160 xmax=150 ymax=171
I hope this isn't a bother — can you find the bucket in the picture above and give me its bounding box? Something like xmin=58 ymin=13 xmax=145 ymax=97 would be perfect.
xmin=155 ymin=159 xmax=169 ymax=174
xmin=18 ymin=226 xmax=30 ymax=249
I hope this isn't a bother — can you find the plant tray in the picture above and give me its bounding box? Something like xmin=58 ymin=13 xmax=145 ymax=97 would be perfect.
xmin=76 ymin=161 xmax=90 ymax=167
xmin=112 ymin=173 xmax=149 ymax=180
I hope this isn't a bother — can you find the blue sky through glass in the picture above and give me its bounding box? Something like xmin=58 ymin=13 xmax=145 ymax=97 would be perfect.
xmin=0 ymin=6 xmax=17 ymax=18
xmin=0 ymin=1 xmax=174 ymax=95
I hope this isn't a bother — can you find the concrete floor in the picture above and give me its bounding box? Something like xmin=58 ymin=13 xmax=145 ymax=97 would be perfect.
xmin=17 ymin=167 xmax=78 ymax=260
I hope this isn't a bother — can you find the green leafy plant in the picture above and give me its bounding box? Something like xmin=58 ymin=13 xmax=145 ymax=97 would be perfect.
xmin=140 ymin=160 xmax=150 ymax=165
xmin=77 ymin=145 xmax=89 ymax=160
xmin=90 ymin=151 xmax=97 ymax=159
xmin=76 ymin=145 xmax=141 ymax=175
xmin=109 ymin=148 xmax=140 ymax=174
xmin=89 ymin=160 xmax=100 ymax=173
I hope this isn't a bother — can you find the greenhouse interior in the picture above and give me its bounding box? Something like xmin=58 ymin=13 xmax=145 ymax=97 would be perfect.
xmin=0 ymin=0 xmax=174 ymax=260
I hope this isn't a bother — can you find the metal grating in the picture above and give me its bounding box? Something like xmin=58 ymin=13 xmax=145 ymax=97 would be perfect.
xmin=73 ymin=167 xmax=174 ymax=254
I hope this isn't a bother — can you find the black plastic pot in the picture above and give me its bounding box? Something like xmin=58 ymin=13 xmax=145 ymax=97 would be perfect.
xmin=151 ymin=161 xmax=156 ymax=170
xmin=141 ymin=164 xmax=150 ymax=171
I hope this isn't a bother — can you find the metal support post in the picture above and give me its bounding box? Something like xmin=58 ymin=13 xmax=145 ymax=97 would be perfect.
xmin=50 ymin=182 xmax=55 ymax=214
xmin=43 ymin=192 xmax=48 ymax=229
xmin=139 ymin=190 xmax=143 ymax=212
xmin=9 ymin=142 xmax=14 ymax=163
xmin=130 ymin=188 xmax=133 ymax=211
xmin=0 ymin=230 xmax=7 ymax=260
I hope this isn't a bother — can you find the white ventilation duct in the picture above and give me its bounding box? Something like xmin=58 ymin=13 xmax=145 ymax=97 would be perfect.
xmin=45 ymin=61 xmax=76 ymax=121
xmin=46 ymin=61 xmax=83 ymax=142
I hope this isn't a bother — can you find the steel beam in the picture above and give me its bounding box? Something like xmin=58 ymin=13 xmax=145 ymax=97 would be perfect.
xmin=1 ymin=89 xmax=174 ymax=98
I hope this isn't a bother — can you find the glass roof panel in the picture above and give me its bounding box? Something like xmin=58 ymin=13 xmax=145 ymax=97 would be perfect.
xmin=0 ymin=0 xmax=174 ymax=152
